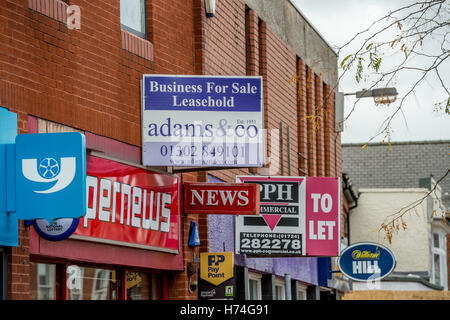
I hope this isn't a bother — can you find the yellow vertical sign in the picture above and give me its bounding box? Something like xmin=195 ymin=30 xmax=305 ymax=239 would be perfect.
xmin=200 ymin=252 xmax=234 ymax=286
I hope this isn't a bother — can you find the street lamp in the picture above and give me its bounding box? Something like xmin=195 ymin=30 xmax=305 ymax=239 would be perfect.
xmin=335 ymin=87 xmax=398 ymax=132
xmin=344 ymin=87 xmax=398 ymax=105
xmin=205 ymin=0 xmax=216 ymax=18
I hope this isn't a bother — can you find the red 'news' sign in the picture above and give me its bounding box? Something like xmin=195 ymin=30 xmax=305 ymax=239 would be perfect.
xmin=183 ymin=183 xmax=260 ymax=215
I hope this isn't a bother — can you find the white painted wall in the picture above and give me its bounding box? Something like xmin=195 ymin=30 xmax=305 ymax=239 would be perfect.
xmin=352 ymin=280 xmax=434 ymax=291
xmin=350 ymin=188 xmax=431 ymax=273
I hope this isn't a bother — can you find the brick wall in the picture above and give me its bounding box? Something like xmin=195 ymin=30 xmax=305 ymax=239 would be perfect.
xmin=204 ymin=1 xmax=340 ymax=184
xmin=201 ymin=0 xmax=343 ymax=247
xmin=1 ymin=0 xmax=342 ymax=300
xmin=1 ymin=0 xmax=197 ymax=300
xmin=0 ymin=0 xmax=196 ymax=146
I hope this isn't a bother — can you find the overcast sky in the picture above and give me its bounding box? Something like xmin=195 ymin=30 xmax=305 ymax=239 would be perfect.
xmin=292 ymin=0 xmax=450 ymax=144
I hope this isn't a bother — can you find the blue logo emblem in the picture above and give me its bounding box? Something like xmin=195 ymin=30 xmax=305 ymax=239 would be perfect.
xmin=338 ymin=242 xmax=396 ymax=282
xmin=15 ymin=132 xmax=86 ymax=221
xmin=22 ymin=156 xmax=77 ymax=194
xmin=39 ymin=158 xmax=60 ymax=178
xmin=29 ymin=218 xmax=80 ymax=241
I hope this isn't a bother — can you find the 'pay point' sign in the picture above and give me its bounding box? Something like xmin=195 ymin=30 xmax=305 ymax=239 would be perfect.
xmin=200 ymin=252 xmax=234 ymax=286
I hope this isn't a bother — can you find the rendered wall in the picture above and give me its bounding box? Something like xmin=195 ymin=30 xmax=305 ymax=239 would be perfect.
xmin=350 ymin=189 xmax=431 ymax=273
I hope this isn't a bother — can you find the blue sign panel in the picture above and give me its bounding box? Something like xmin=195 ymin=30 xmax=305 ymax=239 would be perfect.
xmin=338 ymin=242 xmax=396 ymax=282
xmin=15 ymin=132 xmax=86 ymax=221
xmin=143 ymin=76 xmax=262 ymax=112
xmin=30 ymin=218 xmax=79 ymax=241
xmin=142 ymin=75 xmax=264 ymax=167
xmin=0 ymin=108 xmax=18 ymax=246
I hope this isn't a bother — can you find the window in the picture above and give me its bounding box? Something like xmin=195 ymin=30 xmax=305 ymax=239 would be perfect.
xmin=126 ymin=271 xmax=162 ymax=300
xmin=66 ymin=265 xmax=119 ymax=300
xmin=30 ymin=263 xmax=57 ymax=300
xmin=31 ymin=262 xmax=164 ymax=300
xmin=296 ymin=284 xmax=307 ymax=300
xmin=431 ymin=232 xmax=448 ymax=289
xmin=248 ymin=273 xmax=262 ymax=300
xmin=92 ymin=269 xmax=113 ymax=300
xmin=120 ymin=0 xmax=147 ymax=39
xmin=274 ymin=278 xmax=285 ymax=300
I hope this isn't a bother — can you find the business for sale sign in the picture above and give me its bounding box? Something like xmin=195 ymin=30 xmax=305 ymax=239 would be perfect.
xmin=235 ymin=176 xmax=340 ymax=257
xmin=141 ymin=75 xmax=263 ymax=167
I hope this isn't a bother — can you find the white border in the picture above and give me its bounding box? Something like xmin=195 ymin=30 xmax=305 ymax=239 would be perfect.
xmin=235 ymin=175 xmax=306 ymax=256
xmin=141 ymin=74 xmax=265 ymax=167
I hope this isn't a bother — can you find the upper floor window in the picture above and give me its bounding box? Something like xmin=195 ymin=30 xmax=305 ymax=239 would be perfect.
xmin=432 ymin=231 xmax=448 ymax=289
xmin=120 ymin=0 xmax=147 ymax=39
xmin=296 ymin=284 xmax=307 ymax=300
xmin=274 ymin=278 xmax=286 ymax=300
xmin=248 ymin=273 xmax=262 ymax=300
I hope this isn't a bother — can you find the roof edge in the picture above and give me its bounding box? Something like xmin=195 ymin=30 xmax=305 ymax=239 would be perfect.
xmin=343 ymin=140 xmax=450 ymax=147
xmin=288 ymin=0 xmax=338 ymax=56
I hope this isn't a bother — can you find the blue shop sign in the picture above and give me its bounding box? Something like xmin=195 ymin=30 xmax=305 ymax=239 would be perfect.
xmin=338 ymin=242 xmax=396 ymax=282
xmin=0 ymin=108 xmax=19 ymax=246
xmin=27 ymin=218 xmax=80 ymax=242
xmin=2 ymin=110 xmax=86 ymax=246
xmin=15 ymin=132 xmax=87 ymax=222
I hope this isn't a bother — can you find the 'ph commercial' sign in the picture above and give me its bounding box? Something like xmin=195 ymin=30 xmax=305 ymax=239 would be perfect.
xmin=141 ymin=75 xmax=263 ymax=167
xmin=235 ymin=176 xmax=340 ymax=257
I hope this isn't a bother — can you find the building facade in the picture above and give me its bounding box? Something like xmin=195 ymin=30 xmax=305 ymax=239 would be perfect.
xmin=342 ymin=142 xmax=450 ymax=298
xmin=0 ymin=0 xmax=344 ymax=300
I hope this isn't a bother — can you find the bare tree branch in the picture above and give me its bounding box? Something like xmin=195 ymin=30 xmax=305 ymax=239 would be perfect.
xmin=379 ymin=169 xmax=450 ymax=243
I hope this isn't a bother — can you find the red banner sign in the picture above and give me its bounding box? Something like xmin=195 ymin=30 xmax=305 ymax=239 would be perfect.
xmin=72 ymin=156 xmax=180 ymax=254
xmin=184 ymin=183 xmax=260 ymax=215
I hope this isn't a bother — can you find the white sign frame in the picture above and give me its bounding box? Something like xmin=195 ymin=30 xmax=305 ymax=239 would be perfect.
xmin=141 ymin=75 xmax=264 ymax=168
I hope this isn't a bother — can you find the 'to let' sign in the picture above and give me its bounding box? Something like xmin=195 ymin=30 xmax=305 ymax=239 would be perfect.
xmin=306 ymin=178 xmax=340 ymax=256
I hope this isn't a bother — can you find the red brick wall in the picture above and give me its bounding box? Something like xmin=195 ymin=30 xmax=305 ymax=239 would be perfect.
xmin=201 ymin=1 xmax=343 ymax=247
xmin=1 ymin=0 xmax=197 ymax=300
xmin=198 ymin=0 xmax=250 ymax=183
xmin=264 ymin=23 xmax=298 ymax=176
xmin=0 ymin=0 xmax=342 ymax=300
xmin=296 ymin=58 xmax=308 ymax=175
xmin=6 ymin=111 xmax=30 ymax=300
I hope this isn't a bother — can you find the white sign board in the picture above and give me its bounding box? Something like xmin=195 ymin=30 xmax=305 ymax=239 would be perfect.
xmin=235 ymin=176 xmax=341 ymax=257
xmin=141 ymin=75 xmax=264 ymax=167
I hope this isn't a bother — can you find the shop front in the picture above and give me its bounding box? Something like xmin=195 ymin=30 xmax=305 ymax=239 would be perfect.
xmin=28 ymin=154 xmax=183 ymax=300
